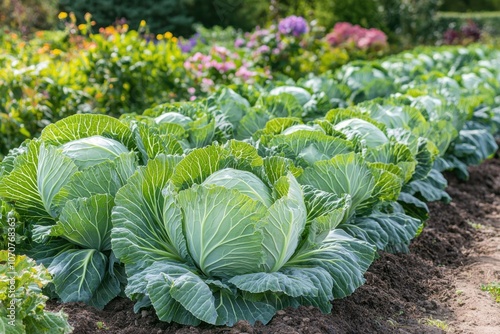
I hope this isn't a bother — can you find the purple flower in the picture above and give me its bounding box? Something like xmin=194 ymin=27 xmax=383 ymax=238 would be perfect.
xmin=178 ymin=33 xmax=204 ymax=53
xmin=278 ymin=16 xmax=309 ymax=37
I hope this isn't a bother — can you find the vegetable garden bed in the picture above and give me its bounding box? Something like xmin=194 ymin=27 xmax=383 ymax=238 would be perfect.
xmin=2 ymin=43 xmax=500 ymax=333
xmin=46 ymin=154 xmax=500 ymax=333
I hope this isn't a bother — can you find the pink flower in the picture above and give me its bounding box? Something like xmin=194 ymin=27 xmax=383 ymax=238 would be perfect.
xmin=202 ymin=78 xmax=214 ymax=86
xmin=256 ymin=45 xmax=270 ymax=54
xmin=235 ymin=66 xmax=256 ymax=81
xmin=325 ymin=22 xmax=388 ymax=50
xmin=234 ymin=38 xmax=245 ymax=48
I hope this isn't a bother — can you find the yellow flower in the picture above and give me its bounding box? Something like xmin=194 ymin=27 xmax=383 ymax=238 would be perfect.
xmin=156 ymin=34 xmax=164 ymax=40
xmin=104 ymin=26 xmax=116 ymax=34
xmin=122 ymin=24 xmax=129 ymax=32
xmin=51 ymin=49 xmax=63 ymax=56
xmin=140 ymin=20 xmax=146 ymax=27
xmin=58 ymin=12 xmax=68 ymax=20
xmin=84 ymin=12 xmax=92 ymax=22
xmin=78 ymin=24 xmax=86 ymax=31
xmin=164 ymin=31 xmax=173 ymax=39
xmin=171 ymin=37 xmax=178 ymax=43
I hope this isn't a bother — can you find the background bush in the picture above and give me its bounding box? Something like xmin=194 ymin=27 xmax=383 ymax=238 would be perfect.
xmin=275 ymin=0 xmax=444 ymax=46
xmin=436 ymin=11 xmax=500 ymax=36
xmin=440 ymin=0 xmax=500 ymax=12
xmin=0 ymin=0 xmax=58 ymax=34
xmin=59 ymin=0 xmax=269 ymax=36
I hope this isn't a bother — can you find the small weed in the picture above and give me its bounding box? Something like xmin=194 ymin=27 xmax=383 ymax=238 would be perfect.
xmin=481 ymin=282 xmax=500 ymax=303
xmin=455 ymin=289 xmax=464 ymax=296
xmin=467 ymin=220 xmax=484 ymax=230
xmin=424 ymin=317 xmax=449 ymax=331
xmin=96 ymin=321 xmax=108 ymax=330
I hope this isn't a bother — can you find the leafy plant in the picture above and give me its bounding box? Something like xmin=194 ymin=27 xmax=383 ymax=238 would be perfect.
xmin=0 ymin=115 xmax=141 ymax=308
xmin=481 ymin=282 xmax=500 ymax=303
xmin=111 ymin=141 xmax=375 ymax=325
xmin=0 ymin=251 xmax=73 ymax=333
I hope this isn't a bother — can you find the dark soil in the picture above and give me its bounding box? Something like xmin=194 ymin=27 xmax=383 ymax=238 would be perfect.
xmin=47 ymin=156 xmax=500 ymax=334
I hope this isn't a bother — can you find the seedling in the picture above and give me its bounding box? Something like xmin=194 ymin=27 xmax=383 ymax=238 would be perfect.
xmin=481 ymin=282 xmax=500 ymax=303
xmin=424 ymin=317 xmax=449 ymax=331
xmin=467 ymin=220 xmax=484 ymax=230
xmin=96 ymin=321 xmax=109 ymax=330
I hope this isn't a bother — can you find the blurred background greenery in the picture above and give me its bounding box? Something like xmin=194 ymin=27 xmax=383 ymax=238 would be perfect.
xmin=2 ymin=0 xmax=500 ymax=44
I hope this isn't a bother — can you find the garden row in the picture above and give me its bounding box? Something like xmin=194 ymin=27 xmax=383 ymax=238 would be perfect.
xmin=1 ymin=45 xmax=499 ymax=332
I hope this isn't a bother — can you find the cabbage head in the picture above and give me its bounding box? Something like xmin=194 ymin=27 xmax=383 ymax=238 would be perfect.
xmin=0 ymin=115 xmax=139 ymax=309
xmin=111 ymin=141 xmax=375 ymax=326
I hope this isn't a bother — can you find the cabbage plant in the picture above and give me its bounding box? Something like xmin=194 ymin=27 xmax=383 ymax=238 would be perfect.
xmin=0 ymin=115 xmax=140 ymax=308
xmin=253 ymin=117 xmax=422 ymax=252
xmin=111 ymin=141 xmax=375 ymax=326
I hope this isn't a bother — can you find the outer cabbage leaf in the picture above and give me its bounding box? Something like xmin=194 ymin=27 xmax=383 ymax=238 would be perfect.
xmin=299 ymin=153 xmax=376 ymax=220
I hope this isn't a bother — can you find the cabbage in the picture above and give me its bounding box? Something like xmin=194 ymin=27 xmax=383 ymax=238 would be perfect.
xmin=155 ymin=112 xmax=193 ymax=127
xmin=0 ymin=115 xmax=139 ymax=309
xmin=60 ymin=135 xmax=129 ymax=169
xmin=334 ymin=118 xmax=388 ymax=147
xmin=111 ymin=142 xmax=375 ymax=326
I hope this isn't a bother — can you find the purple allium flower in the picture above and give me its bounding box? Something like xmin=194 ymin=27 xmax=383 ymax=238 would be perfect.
xmin=278 ymin=16 xmax=309 ymax=37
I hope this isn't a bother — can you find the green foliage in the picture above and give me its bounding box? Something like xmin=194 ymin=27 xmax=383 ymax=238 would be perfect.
xmin=0 ymin=115 xmax=142 ymax=308
xmin=277 ymin=0 xmax=444 ymax=45
xmin=436 ymin=11 xmax=500 ymax=36
xmin=59 ymin=0 xmax=269 ymax=36
xmin=111 ymin=143 xmax=376 ymax=325
xmin=440 ymin=0 xmax=500 ymax=12
xmin=0 ymin=28 xmax=187 ymax=158
xmin=375 ymin=0 xmax=444 ymax=45
xmin=481 ymin=282 xmax=500 ymax=303
xmin=0 ymin=251 xmax=73 ymax=333
xmin=59 ymin=0 xmax=193 ymax=35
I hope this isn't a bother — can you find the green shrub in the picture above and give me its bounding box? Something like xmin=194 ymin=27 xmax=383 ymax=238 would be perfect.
xmin=0 ymin=0 xmax=58 ymax=35
xmin=275 ymin=0 xmax=443 ymax=46
xmin=440 ymin=0 xmax=500 ymax=12
xmin=436 ymin=11 xmax=500 ymax=36
xmin=59 ymin=0 xmax=269 ymax=36
xmin=373 ymin=0 xmax=444 ymax=45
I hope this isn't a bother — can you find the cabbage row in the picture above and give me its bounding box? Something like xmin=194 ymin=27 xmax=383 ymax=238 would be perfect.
xmin=1 ymin=45 xmax=499 ymax=327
